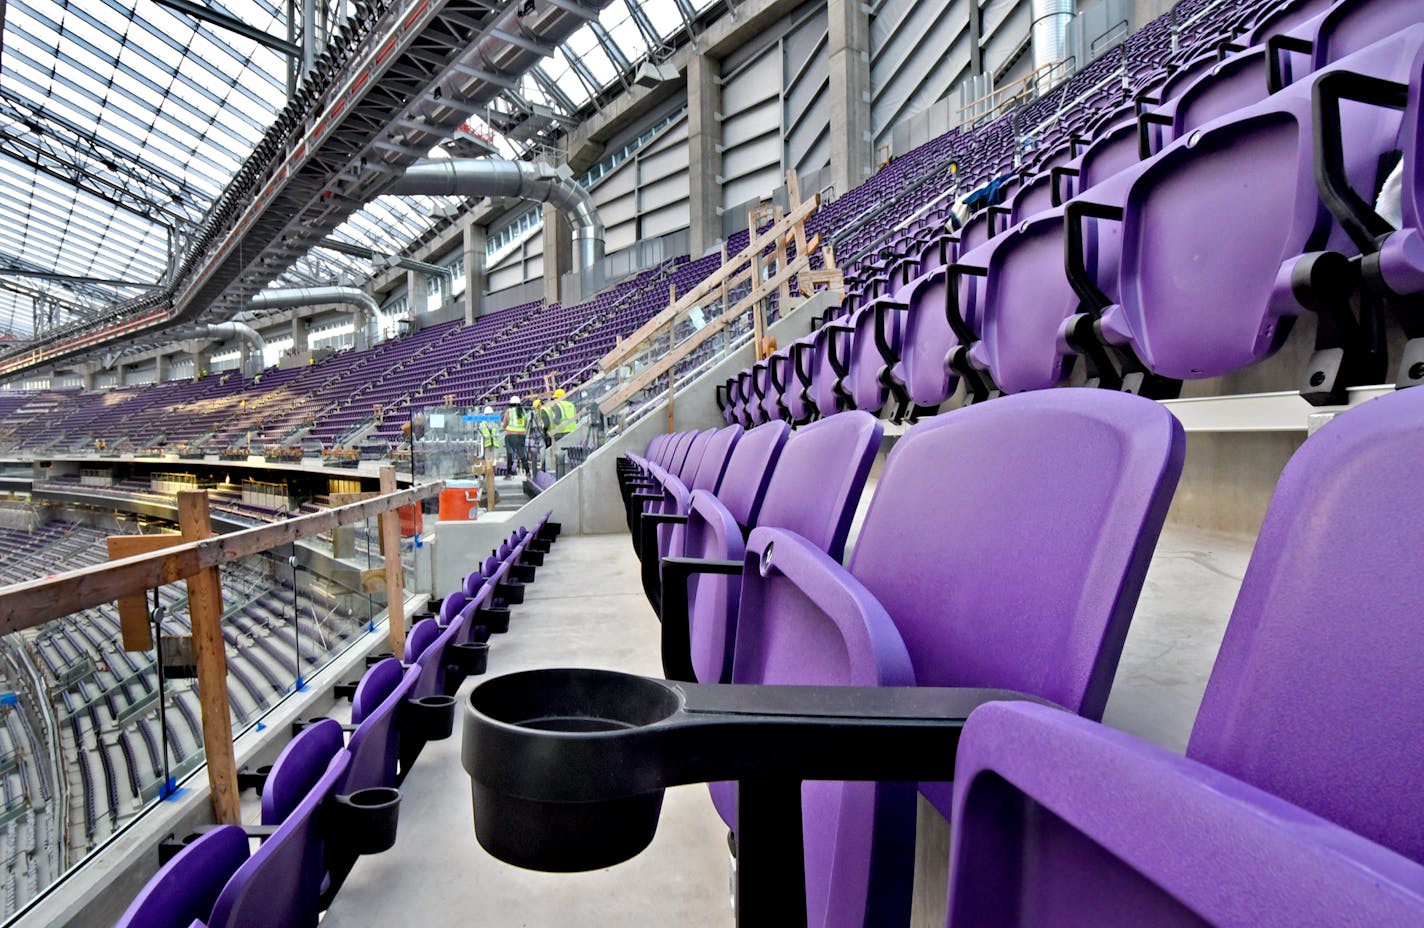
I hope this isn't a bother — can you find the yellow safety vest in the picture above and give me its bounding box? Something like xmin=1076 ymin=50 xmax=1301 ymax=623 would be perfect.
xmin=479 ymin=422 xmax=499 ymax=448
xmin=552 ymin=399 xmax=578 ymax=436
xmin=504 ymin=408 xmax=526 ymax=434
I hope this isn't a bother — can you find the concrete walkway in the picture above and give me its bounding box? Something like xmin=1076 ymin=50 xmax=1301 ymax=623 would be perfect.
xmin=326 ymin=517 xmax=1252 ymax=927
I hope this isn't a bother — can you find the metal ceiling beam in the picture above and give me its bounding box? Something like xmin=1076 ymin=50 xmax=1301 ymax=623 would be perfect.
xmin=588 ymin=21 xmax=633 ymax=71
xmin=152 ymin=0 xmax=303 ymax=58
xmin=0 ymin=267 xmax=162 ymax=290
xmin=315 ymin=238 xmax=450 ymax=277
xmin=530 ymin=63 xmax=579 ymax=113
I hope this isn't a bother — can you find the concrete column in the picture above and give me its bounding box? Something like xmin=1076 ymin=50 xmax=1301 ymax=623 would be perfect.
xmin=237 ymin=341 xmax=252 ymax=375
xmin=463 ymin=220 xmax=486 ymax=323
xmin=406 ymin=269 xmax=429 ymax=319
xmin=687 ymin=51 xmax=724 ymax=256
xmin=192 ymin=346 xmax=211 ymax=379
xmin=81 ymin=367 xmax=96 ymax=391
xmin=542 ymin=204 xmax=573 ymax=306
xmin=115 ymin=363 xmax=127 ymax=388
xmin=828 ymin=0 xmax=874 ymax=197
xmin=291 ymin=316 xmax=309 ymax=353
xmin=155 ymin=353 xmax=171 ymax=383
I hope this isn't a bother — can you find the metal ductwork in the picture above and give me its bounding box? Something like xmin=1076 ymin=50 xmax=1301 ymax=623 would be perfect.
xmin=392 ymin=159 xmax=606 ymax=272
xmin=248 ymin=286 xmax=380 ymax=331
xmin=197 ymin=321 xmax=266 ymax=356
xmin=1031 ymin=0 xmax=1075 ymax=74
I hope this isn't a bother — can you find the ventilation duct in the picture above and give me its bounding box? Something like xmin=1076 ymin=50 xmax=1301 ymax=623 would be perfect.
xmin=1031 ymin=0 xmax=1075 ymax=74
xmin=195 ymin=320 xmax=267 ymax=376
xmin=247 ymin=287 xmax=380 ymax=331
xmin=391 ymin=159 xmax=605 ymax=272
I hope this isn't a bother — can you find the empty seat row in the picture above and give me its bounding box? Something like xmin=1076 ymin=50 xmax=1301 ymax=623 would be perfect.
xmin=475 ymin=378 xmax=1424 ymax=926
xmin=114 ymin=515 xmax=561 ymax=927
xmin=722 ymin=0 xmax=1424 ymax=433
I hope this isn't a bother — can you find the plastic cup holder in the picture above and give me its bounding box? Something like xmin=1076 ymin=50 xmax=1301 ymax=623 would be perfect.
xmin=469 ymin=624 xmax=493 ymax=644
xmin=475 ymin=606 xmax=510 ymax=633
xmin=496 ymin=581 xmax=525 ymax=605
xmin=510 ymin=564 xmax=536 ymax=584
xmin=451 ymin=641 xmax=490 ymax=676
xmin=522 ymin=550 xmax=545 ymax=567
xmin=237 ymin=763 xmax=273 ymax=795
xmin=406 ymin=694 xmax=457 ymax=741
xmin=465 ymin=669 xmax=682 ymax=871
xmin=329 ymin=786 xmax=402 ymax=856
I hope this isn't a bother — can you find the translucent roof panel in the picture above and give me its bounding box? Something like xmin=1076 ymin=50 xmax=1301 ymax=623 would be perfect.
xmin=0 ymin=0 xmax=289 ymax=336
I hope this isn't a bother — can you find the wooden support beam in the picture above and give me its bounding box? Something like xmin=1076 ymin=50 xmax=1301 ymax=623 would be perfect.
xmin=600 ymin=234 xmax=821 ymax=414
xmin=599 ymin=195 xmax=820 ymax=369
xmin=107 ymin=533 xmax=182 ymax=651
xmin=378 ymin=467 xmax=406 ymax=658
xmin=176 ymin=490 xmax=240 ymax=826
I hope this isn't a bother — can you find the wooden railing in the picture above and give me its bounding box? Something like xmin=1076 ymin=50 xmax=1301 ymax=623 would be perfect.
xmin=0 ymin=469 xmax=442 ymax=824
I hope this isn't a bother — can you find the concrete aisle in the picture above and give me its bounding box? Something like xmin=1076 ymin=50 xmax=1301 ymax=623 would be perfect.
xmin=324 ymin=533 xmax=734 ymax=928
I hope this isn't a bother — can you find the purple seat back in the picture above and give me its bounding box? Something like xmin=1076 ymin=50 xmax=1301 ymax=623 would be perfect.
xmin=675 ymin=429 xmax=715 ymax=483
xmin=1168 ymin=47 xmax=1271 ymax=141
xmin=1187 ymin=387 xmax=1424 ymax=865
xmin=846 ymin=301 xmax=902 ymax=413
xmin=344 ymin=658 xmax=418 ymax=792
xmin=755 ymin=411 xmax=882 ymax=563
xmin=711 ymin=420 xmax=790 ymax=528
xmin=783 ymin=336 xmax=817 ymax=422
xmin=690 ymin=425 xmax=742 ymax=493
xmin=115 ymin=825 xmax=250 ymax=928
xmin=213 ymin=720 xmax=350 ymax=928
xmin=683 ymin=413 xmax=881 ymax=685
xmin=849 ymin=390 xmax=1182 ymax=816
xmin=1102 ymin=37 xmax=1420 ymax=379
xmin=895 ymin=267 xmax=960 ymax=408
xmin=1311 ymin=0 xmax=1424 ymax=68
xmin=403 ymin=617 xmax=441 ymax=664
xmin=410 ymin=618 xmax=463 ymax=700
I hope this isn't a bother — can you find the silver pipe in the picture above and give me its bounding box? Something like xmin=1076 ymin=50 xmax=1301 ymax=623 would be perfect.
xmin=1031 ymin=0 xmax=1075 ymax=75
xmin=391 ymin=159 xmax=606 ymax=270
xmin=196 ymin=320 xmax=266 ymax=356
xmin=248 ymin=286 xmax=379 ymax=330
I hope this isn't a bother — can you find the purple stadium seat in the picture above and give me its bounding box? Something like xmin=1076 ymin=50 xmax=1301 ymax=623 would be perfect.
xmin=670 ymin=412 xmax=880 ymax=685
xmin=114 ymin=825 xmax=250 ymax=928
xmin=807 ymin=315 xmax=854 ymax=418
xmin=704 ymin=388 xmax=1181 ymax=925
xmin=948 ymin=385 xmax=1424 ymax=927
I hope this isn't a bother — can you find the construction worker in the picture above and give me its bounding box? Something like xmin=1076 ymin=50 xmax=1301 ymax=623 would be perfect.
xmin=501 ymin=396 xmax=527 ymax=476
xmin=477 ymin=406 xmax=500 ymax=462
xmin=550 ymin=388 xmax=578 ymax=439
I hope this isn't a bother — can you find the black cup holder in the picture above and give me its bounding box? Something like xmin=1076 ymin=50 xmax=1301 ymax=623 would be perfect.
xmin=475 ymin=605 xmax=510 ymax=633
xmin=465 ymin=668 xmax=1040 ymax=922
xmin=329 ymin=786 xmax=402 ymax=855
xmin=333 ymin=680 xmax=359 ymax=701
xmin=522 ymin=549 xmax=545 ymax=567
xmin=510 ymin=563 xmax=536 ymax=583
xmin=495 ymin=580 xmax=525 ymax=605
xmin=469 ymin=624 xmax=492 ymax=644
xmin=236 ymin=763 xmax=272 ymax=795
xmin=451 ymin=641 xmax=490 ymax=676
xmin=405 ymin=694 xmax=457 ymax=741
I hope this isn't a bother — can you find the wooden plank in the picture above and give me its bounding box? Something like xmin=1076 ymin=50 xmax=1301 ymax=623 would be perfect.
xmin=107 ymin=533 xmax=181 ymax=651
xmin=176 ymin=491 xmax=240 ymax=826
xmin=600 ymin=234 xmax=821 ymax=414
xmin=599 ymin=195 xmax=820 ymax=369
xmin=329 ymin=492 xmax=379 ymax=506
xmin=378 ymin=466 xmax=406 ymax=658
xmin=0 ymin=481 xmax=444 ymax=634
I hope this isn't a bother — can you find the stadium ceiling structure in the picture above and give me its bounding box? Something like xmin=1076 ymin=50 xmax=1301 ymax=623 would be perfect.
xmin=0 ymin=0 xmax=724 ymax=348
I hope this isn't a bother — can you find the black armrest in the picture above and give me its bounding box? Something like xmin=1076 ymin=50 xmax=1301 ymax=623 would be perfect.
xmin=1266 ymin=34 xmax=1313 ymax=94
xmin=465 ymin=669 xmax=1045 ymax=923
xmin=1312 ymin=71 xmax=1405 ymax=254
xmin=873 ymin=300 xmax=910 ymax=364
xmin=1050 ymin=166 xmax=1080 ymax=208
xmin=1137 ymin=111 xmax=1173 ymax=160
xmin=658 ymin=556 xmax=743 ymax=682
xmin=825 ymin=324 xmax=854 ymax=379
xmin=636 ymin=511 xmax=689 ymax=569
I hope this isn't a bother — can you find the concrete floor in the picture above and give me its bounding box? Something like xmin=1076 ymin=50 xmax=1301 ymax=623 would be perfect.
xmin=324 ymin=533 xmax=735 ymax=928
xmin=325 ymin=517 xmax=1252 ymax=928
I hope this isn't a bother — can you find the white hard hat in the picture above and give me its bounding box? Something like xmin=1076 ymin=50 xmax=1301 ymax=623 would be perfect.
xmin=509 ymin=395 xmax=521 ymax=404
xmin=484 ymin=406 xmax=494 ymax=414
